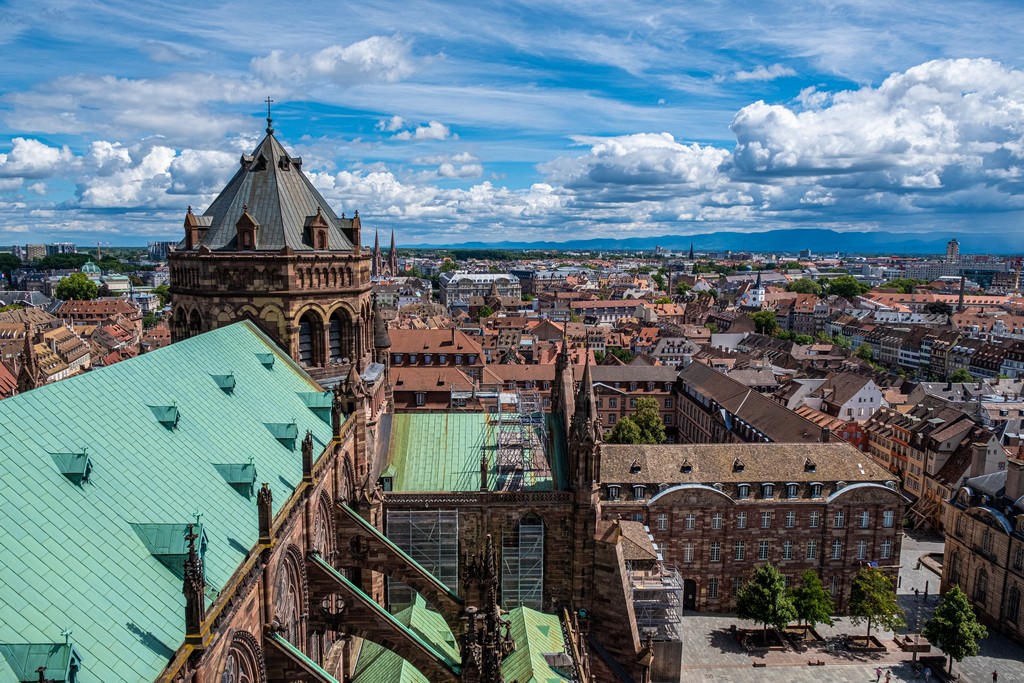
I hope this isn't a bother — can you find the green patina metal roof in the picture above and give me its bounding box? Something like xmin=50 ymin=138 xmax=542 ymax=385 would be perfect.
xmin=502 ymin=607 xmax=572 ymax=683
xmin=387 ymin=413 xmax=566 ymax=493
xmin=351 ymin=595 xmax=459 ymax=683
xmin=0 ymin=321 xmax=332 ymax=683
xmin=352 ymin=602 xmax=570 ymax=683
xmin=0 ymin=642 xmax=82 ymax=683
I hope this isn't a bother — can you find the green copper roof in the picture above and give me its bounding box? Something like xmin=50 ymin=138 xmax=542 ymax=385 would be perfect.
xmin=351 ymin=595 xmax=459 ymax=683
xmin=387 ymin=413 xmax=566 ymax=492
xmin=502 ymin=607 xmax=571 ymax=683
xmin=0 ymin=642 xmax=82 ymax=683
xmin=0 ymin=321 xmax=332 ymax=683
xmin=352 ymin=602 xmax=571 ymax=683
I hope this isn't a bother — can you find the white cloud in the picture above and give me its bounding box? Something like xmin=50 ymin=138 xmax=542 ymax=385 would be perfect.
xmin=0 ymin=137 xmax=73 ymax=178
xmin=376 ymin=115 xmax=406 ymax=132
xmin=393 ymin=120 xmax=454 ymax=141
xmin=252 ymin=35 xmax=418 ymax=86
xmin=437 ymin=162 xmax=483 ymax=178
xmin=732 ymin=64 xmax=797 ymax=82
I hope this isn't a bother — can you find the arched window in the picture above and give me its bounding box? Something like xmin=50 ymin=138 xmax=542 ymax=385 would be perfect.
xmin=298 ymin=312 xmax=323 ymax=366
xmin=949 ymin=550 xmax=961 ymax=584
xmin=976 ymin=568 xmax=989 ymax=605
xmin=329 ymin=309 xmax=355 ymax=363
xmin=188 ymin=309 xmax=202 ymax=338
xmin=275 ymin=549 xmax=307 ymax=648
xmin=982 ymin=528 xmax=993 ymax=554
xmin=1008 ymin=585 xmax=1021 ymax=624
xmin=220 ymin=631 xmax=267 ymax=683
xmin=502 ymin=513 xmax=544 ymax=610
xmin=312 ymin=492 xmax=334 ymax=558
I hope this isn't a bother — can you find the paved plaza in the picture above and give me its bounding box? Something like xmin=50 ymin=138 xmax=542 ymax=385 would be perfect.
xmin=675 ymin=531 xmax=1024 ymax=683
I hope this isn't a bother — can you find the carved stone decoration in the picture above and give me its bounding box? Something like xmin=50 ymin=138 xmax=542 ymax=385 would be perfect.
xmin=220 ymin=630 xmax=267 ymax=683
xmin=274 ymin=545 xmax=310 ymax=649
xmin=312 ymin=491 xmax=335 ymax=558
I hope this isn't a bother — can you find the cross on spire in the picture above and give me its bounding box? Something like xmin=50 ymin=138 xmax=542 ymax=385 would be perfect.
xmin=265 ymin=96 xmax=275 ymax=134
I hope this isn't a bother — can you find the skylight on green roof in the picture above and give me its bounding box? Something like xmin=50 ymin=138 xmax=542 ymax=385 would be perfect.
xmin=211 ymin=373 xmax=236 ymax=394
xmin=256 ymin=353 xmax=275 ymax=368
xmin=149 ymin=404 xmax=180 ymax=429
xmin=130 ymin=523 xmax=207 ymax=579
xmin=298 ymin=391 xmax=333 ymax=424
xmin=212 ymin=462 xmax=257 ymax=497
xmin=50 ymin=450 xmax=92 ymax=486
xmin=265 ymin=422 xmax=298 ymax=450
xmin=0 ymin=642 xmax=82 ymax=683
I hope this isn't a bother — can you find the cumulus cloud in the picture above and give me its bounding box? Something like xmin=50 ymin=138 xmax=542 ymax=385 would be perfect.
xmin=376 ymin=115 xmax=406 ymax=132
xmin=0 ymin=138 xmax=73 ymax=178
xmin=252 ymin=36 xmax=418 ymax=86
xmin=393 ymin=120 xmax=454 ymax=141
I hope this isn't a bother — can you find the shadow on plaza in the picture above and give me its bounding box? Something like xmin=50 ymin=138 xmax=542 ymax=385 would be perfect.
xmin=705 ymin=626 xmax=892 ymax=663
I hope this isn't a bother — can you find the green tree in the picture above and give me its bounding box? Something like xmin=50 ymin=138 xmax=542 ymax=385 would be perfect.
xmin=653 ymin=296 xmax=672 ymax=304
xmin=882 ymin=278 xmax=929 ymax=294
xmin=848 ymin=568 xmax=905 ymax=640
xmin=825 ymin=275 xmax=870 ymax=299
xmin=736 ymin=564 xmax=797 ymax=641
xmin=476 ymin=305 xmax=494 ymax=320
xmin=922 ymin=585 xmax=987 ymax=673
xmin=0 ymin=253 xmax=21 ymax=282
xmin=949 ymin=368 xmax=974 ymax=383
xmin=439 ymin=260 xmax=458 ymax=273
xmin=704 ymin=322 xmax=719 ymax=333
xmin=142 ymin=312 xmax=158 ymax=328
xmin=593 ymin=350 xmax=606 ymax=364
xmin=675 ymin=281 xmax=691 ymax=296
xmin=608 ymin=347 xmax=635 ymax=363
xmin=788 ymin=570 xmax=834 ymax=636
xmin=794 ymin=334 xmax=815 ymax=345
xmin=855 ymin=344 xmax=873 ymax=361
xmin=54 ymin=272 xmax=99 ymax=301
xmin=632 ymin=397 xmax=666 ymax=444
xmin=152 ymin=284 xmax=171 ymax=307
xmin=36 ymin=253 xmax=91 ymax=270
xmin=606 ymin=416 xmax=644 ymax=444
xmin=651 ymin=272 xmax=665 ymax=289
xmin=751 ymin=310 xmax=778 ymax=335
xmin=785 ymin=277 xmax=822 ymax=295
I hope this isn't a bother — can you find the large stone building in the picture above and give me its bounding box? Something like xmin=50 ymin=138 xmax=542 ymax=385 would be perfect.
xmin=941 ymin=457 xmax=1024 ymax=646
xmin=169 ymin=116 xmax=374 ymax=376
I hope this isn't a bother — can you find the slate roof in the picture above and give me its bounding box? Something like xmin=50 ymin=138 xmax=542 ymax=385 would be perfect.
xmin=617 ymin=521 xmax=659 ymax=562
xmin=0 ymin=321 xmax=334 ymax=683
xmin=601 ymin=442 xmax=892 ymax=486
xmin=191 ymin=129 xmax=355 ymax=252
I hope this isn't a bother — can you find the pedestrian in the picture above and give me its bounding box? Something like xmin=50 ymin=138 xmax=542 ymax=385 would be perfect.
xmin=886 ymin=671 xmax=892 ymax=683
xmin=925 ymin=666 xmax=932 ymax=680
xmin=915 ymin=587 xmax=920 ymax=599
xmin=876 ymin=666 xmax=883 ymax=682
xmin=924 ymin=585 xmax=929 ymax=599
xmin=992 ymin=671 xmax=998 ymax=683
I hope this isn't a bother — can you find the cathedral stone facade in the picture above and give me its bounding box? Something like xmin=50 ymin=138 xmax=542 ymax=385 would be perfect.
xmin=169 ymin=117 xmax=374 ymax=374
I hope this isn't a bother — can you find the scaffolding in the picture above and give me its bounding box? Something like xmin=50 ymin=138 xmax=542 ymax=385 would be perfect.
xmin=385 ymin=510 xmax=460 ymax=611
xmin=502 ymin=515 xmax=545 ymax=610
xmin=627 ymin=528 xmax=683 ymax=642
xmin=489 ymin=388 xmax=551 ymax=491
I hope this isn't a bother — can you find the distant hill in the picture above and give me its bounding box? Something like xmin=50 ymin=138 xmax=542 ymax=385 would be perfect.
xmin=408 ymin=228 xmax=1024 ymax=255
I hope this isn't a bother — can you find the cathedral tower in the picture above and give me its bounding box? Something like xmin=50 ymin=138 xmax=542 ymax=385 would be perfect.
xmin=169 ymin=112 xmax=374 ymax=373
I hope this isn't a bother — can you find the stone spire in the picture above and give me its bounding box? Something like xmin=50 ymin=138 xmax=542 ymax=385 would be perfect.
xmin=16 ymin=322 xmax=41 ymax=394
xmin=372 ymin=229 xmax=382 ymax=278
xmin=570 ymin=348 xmax=600 ymax=445
xmin=462 ymin=535 xmax=514 ymax=683
xmin=183 ymin=523 xmax=206 ymax=646
xmin=389 ymin=229 xmax=398 ymax=276
xmin=688 ymin=242 xmax=695 ymax=259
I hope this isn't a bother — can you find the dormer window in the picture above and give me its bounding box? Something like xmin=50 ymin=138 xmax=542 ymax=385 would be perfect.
xmin=737 ymin=484 xmax=751 ymax=499
xmin=235 ymin=207 xmax=259 ymax=250
xmin=607 ymin=484 xmax=621 ymax=501
xmin=633 ymin=484 xmax=646 ymax=500
xmin=680 ymin=459 xmax=693 ymax=474
xmin=810 ymin=483 xmax=823 ymax=498
xmin=762 ymin=483 xmax=775 ymax=498
xmin=787 ymin=483 xmax=799 ymax=498
xmin=629 ymin=460 xmax=642 ymax=474
xmin=733 ymin=458 xmax=744 ymax=472
xmin=804 ymin=458 xmax=816 ymax=472
xmin=305 ymin=207 xmax=329 ymax=250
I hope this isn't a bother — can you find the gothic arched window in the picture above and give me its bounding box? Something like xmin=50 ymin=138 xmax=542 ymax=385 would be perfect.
xmin=275 ymin=549 xmax=307 ymax=648
xmin=313 ymin=492 xmax=335 ymax=558
xmin=220 ymin=631 xmax=266 ymax=683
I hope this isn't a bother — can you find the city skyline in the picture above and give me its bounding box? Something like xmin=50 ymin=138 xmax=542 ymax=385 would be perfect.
xmin=2 ymin=1 xmax=1024 ymax=245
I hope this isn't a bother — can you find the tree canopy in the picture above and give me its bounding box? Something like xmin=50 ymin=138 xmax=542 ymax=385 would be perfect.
xmin=785 ymin=277 xmax=822 ymax=295
xmin=736 ymin=564 xmax=797 ymax=639
xmin=922 ymin=585 xmax=987 ymax=673
xmin=606 ymin=397 xmax=665 ymax=444
xmin=750 ymin=310 xmax=779 ymax=335
xmin=882 ymin=278 xmax=929 ymax=294
xmin=675 ymin=281 xmax=691 ymax=296
xmin=606 ymin=416 xmax=643 ymax=444
xmin=855 ymin=344 xmax=873 ymax=360
xmin=788 ymin=570 xmax=834 ymax=634
xmin=54 ymin=272 xmax=99 ymax=301
xmin=152 ymin=284 xmax=171 ymax=307
xmin=949 ymin=368 xmax=974 ymax=383
xmin=0 ymin=253 xmax=20 ymax=281
xmin=848 ymin=568 xmax=905 ymax=639
xmin=825 ymin=275 xmax=871 ymax=299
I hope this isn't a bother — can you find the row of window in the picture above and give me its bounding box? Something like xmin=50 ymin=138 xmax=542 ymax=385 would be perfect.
xmin=392 ymin=353 xmax=479 ymax=365
xmin=597 ymin=396 xmax=673 ymax=409
xmin=652 ymin=509 xmax=896 ymax=530
xmin=682 ymin=537 xmax=893 ymax=563
xmin=710 ymin=573 xmax=847 ymax=600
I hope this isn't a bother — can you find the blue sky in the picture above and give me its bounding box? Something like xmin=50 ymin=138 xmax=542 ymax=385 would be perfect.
xmin=1 ymin=0 xmax=1024 ymax=246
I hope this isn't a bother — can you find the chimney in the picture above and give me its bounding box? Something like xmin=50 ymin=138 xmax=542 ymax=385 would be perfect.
xmin=1006 ymin=454 xmax=1024 ymax=501
xmin=969 ymin=442 xmax=989 ymax=479
xmin=822 ymin=427 xmax=831 ymax=443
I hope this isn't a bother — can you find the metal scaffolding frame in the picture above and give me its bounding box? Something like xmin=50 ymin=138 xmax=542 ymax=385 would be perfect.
xmin=489 ymin=387 xmax=551 ymax=491
xmin=502 ymin=516 xmax=545 ymax=610
xmin=627 ymin=527 xmax=683 ymax=642
xmin=385 ymin=509 xmax=460 ymax=611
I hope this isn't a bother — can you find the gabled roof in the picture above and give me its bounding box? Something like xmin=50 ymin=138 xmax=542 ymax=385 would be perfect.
xmin=0 ymin=321 xmax=333 ymax=682
xmin=191 ymin=129 xmax=355 ymax=252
